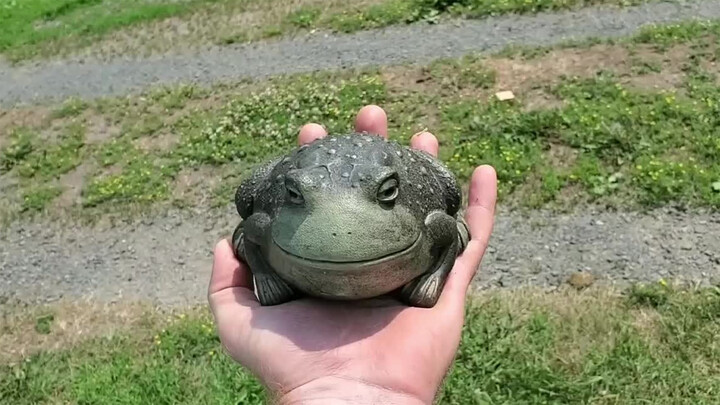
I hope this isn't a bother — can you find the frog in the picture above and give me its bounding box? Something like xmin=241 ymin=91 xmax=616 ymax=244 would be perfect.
xmin=232 ymin=132 xmax=470 ymax=308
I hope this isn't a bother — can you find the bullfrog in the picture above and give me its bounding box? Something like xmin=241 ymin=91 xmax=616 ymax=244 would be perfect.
xmin=232 ymin=133 xmax=470 ymax=308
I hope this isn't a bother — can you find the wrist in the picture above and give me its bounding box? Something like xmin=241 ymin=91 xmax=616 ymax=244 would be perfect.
xmin=275 ymin=377 xmax=430 ymax=405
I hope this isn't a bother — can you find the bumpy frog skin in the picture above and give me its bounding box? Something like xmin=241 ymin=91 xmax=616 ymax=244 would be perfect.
xmin=232 ymin=133 xmax=470 ymax=308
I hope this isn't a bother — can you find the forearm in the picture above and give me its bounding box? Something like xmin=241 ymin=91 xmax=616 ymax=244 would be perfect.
xmin=275 ymin=377 xmax=430 ymax=405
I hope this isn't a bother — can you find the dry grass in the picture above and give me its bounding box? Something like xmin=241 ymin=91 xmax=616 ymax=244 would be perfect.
xmin=0 ymin=299 xmax=165 ymax=364
xmin=58 ymin=0 xmax=385 ymax=62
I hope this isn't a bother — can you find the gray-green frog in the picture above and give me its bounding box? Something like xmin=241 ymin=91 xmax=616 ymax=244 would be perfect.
xmin=232 ymin=133 xmax=470 ymax=308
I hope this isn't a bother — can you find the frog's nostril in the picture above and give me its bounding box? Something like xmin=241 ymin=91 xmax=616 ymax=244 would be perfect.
xmin=332 ymin=232 xmax=337 ymax=237
xmin=285 ymin=181 xmax=304 ymax=205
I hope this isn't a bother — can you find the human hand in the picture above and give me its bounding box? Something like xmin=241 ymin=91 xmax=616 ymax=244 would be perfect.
xmin=209 ymin=105 xmax=497 ymax=404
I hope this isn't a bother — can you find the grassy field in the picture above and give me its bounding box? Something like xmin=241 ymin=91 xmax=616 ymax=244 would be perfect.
xmin=0 ymin=0 xmax=647 ymax=62
xmin=2 ymin=20 xmax=720 ymax=225
xmin=1 ymin=285 xmax=718 ymax=404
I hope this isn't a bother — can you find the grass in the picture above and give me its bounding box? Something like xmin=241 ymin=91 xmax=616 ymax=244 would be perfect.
xmin=1 ymin=286 xmax=718 ymax=404
xmin=3 ymin=19 xmax=720 ymax=222
xmin=322 ymin=0 xmax=646 ymax=33
xmin=0 ymin=0 xmax=234 ymax=62
xmin=0 ymin=0 xmax=651 ymax=62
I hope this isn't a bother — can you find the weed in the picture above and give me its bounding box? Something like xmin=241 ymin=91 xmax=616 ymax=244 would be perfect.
xmin=632 ymin=20 xmax=720 ymax=48
xmin=34 ymin=314 xmax=55 ymax=335
xmin=628 ymin=283 xmax=671 ymax=308
xmin=286 ymin=7 xmax=321 ymax=29
xmin=18 ymin=124 xmax=85 ymax=179
xmin=95 ymin=138 xmax=136 ymax=167
xmin=149 ymin=85 xmax=203 ymax=111
xmin=51 ymin=97 xmax=89 ymax=119
xmin=326 ymin=0 xmax=422 ymax=33
xmin=426 ymin=55 xmax=497 ymax=91
xmin=83 ymin=158 xmax=175 ymax=206
xmin=0 ymin=128 xmax=35 ymax=172
xmin=21 ymin=185 xmax=62 ymax=212
xmin=123 ymin=115 xmax=165 ymax=139
xmin=261 ymin=25 xmax=283 ymax=39
xmin=175 ymin=75 xmax=386 ymax=166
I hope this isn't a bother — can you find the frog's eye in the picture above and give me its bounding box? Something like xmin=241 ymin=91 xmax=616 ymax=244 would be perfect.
xmin=377 ymin=177 xmax=399 ymax=204
xmin=285 ymin=181 xmax=304 ymax=205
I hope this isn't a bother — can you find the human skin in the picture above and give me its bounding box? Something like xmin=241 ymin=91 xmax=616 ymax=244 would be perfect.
xmin=208 ymin=105 xmax=498 ymax=404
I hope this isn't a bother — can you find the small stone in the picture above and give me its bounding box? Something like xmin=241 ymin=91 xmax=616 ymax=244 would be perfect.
xmin=495 ymin=90 xmax=515 ymax=101
xmin=679 ymin=240 xmax=694 ymax=250
xmin=328 ymin=149 xmax=336 ymax=154
xmin=341 ymin=172 xmax=350 ymax=178
xmin=567 ymin=272 xmax=595 ymax=290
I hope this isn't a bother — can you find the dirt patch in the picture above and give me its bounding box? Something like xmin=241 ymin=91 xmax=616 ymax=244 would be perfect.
xmin=55 ymin=162 xmax=92 ymax=209
xmin=384 ymin=43 xmax=691 ymax=107
xmin=522 ymin=89 xmax=565 ymax=111
xmin=133 ymin=132 xmax=179 ymax=153
xmin=488 ymin=45 xmax=632 ymax=91
xmin=85 ymin=114 xmax=122 ymax=144
xmin=382 ymin=65 xmax=438 ymax=94
xmin=547 ymin=143 xmax=579 ymax=170
xmin=172 ymin=165 xmax=223 ymax=206
xmin=0 ymin=299 xmax=162 ymax=363
xmin=624 ymin=71 xmax=686 ymax=91
xmin=0 ymin=107 xmax=51 ymax=140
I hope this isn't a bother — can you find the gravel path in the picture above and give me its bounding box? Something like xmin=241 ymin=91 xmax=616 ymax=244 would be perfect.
xmin=2 ymin=208 xmax=718 ymax=305
xmin=3 ymin=0 xmax=720 ymax=106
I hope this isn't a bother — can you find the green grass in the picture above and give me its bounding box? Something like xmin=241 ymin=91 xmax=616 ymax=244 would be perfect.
xmin=21 ymin=184 xmax=62 ymax=212
xmin=324 ymin=0 xmax=646 ymax=33
xmin=1 ymin=286 xmax=718 ymax=404
xmin=0 ymin=0 xmax=236 ymax=62
xmin=17 ymin=123 xmax=85 ymax=180
xmin=444 ymin=73 xmax=720 ymax=207
xmin=0 ymin=128 xmax=35 ymax=172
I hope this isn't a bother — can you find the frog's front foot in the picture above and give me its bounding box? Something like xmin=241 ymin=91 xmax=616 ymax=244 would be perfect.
xmin=237 ymin=212 xmax=296 ymax=306
xmin=400 ymin=211 xmax=462 ymax=308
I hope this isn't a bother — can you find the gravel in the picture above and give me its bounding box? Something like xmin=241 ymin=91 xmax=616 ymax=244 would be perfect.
xmin=2 ymin=1 xmax=719 ymax=305
xmin=3 ymin=0 xmax=720 ymax=106
xmin=1 ymin=208 xmax=718 ymax=305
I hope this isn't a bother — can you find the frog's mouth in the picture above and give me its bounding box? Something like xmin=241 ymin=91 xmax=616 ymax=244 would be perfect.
xmin=268 ymin=233 xmax=423 ymax=271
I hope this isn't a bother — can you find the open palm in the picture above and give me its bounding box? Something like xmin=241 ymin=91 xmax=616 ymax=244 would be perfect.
xmin=208 ymin=106 xmax=497 ymax=404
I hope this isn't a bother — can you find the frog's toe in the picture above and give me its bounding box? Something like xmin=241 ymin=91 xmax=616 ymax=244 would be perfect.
xmin=255 ymin=272 xmax=295 ymax=306
xmin=401 ymin=271 xmax=444 ymax=308
xmin=232 ymin=222 xmax=247 ymax=262
xmin=456 ymin=216 xmax=470 ymax=253
xmin=401 ymin=241 xmax=458 ymax=308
